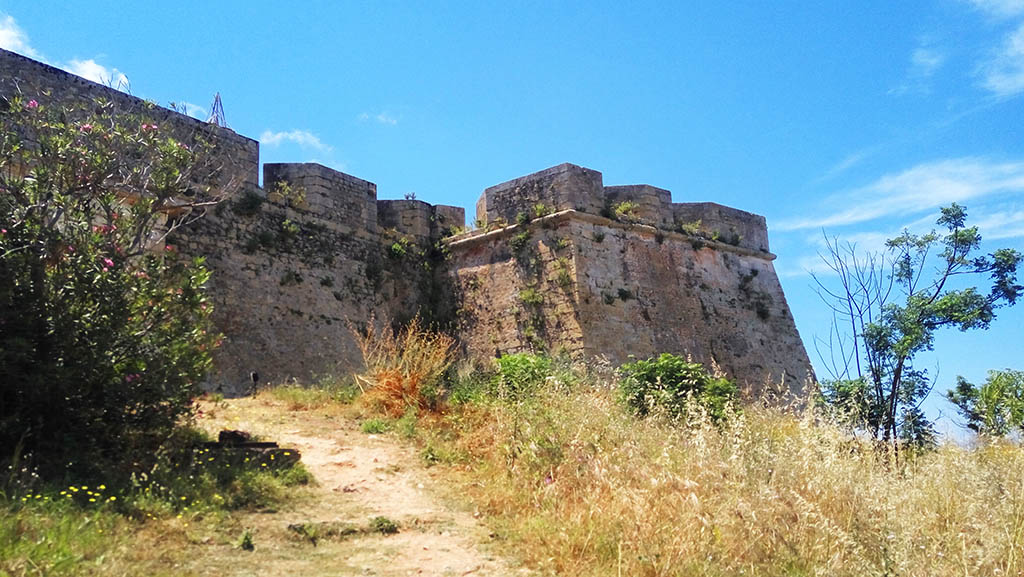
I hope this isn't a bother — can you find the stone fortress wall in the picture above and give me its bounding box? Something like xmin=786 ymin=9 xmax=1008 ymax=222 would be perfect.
xmin=1 ymin=48 xmax=813 ymax=397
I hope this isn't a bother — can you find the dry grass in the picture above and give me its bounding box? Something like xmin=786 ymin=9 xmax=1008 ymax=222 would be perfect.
xmin=419 ymin=385 xmax=1024 ymax=577
xmin=353 ymin=316 xmax=456 ymax=417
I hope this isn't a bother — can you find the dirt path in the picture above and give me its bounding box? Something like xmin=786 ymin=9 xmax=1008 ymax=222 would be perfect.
xmin=181 ymin=396 xmax=528 ymax=577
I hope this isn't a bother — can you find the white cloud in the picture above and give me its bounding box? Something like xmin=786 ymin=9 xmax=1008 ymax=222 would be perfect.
xmin=967 ymin=0 xmax=1024 ymax=18
xmin=778 ymin=157 xmax=1024 ymax=231
xmin=889 ymin=40 xmax=946 ymax=96
xmin=259 ymin=129 xmax=332 ymax=151
xmin=358 ymin=111 xmax=399 ymax=125
xmin=63 ymin=58 xmax=129 ymax=89
xmin=0 ymin=13 xmax=40 ymax=59
xmin=912 ymin=47 xmax=946 ymax=77
xmin=815 ymin=150 xmax=871 ymax=183
xmin=176 ymin=101 xmax=208 ymax=120
xmin=1 ymin=13 xmax=134 ymax=93
xmin=980 ymin=22 xmax=1024 ymax=97
xmin=970 ymin=207 xmax=1024 ymax=238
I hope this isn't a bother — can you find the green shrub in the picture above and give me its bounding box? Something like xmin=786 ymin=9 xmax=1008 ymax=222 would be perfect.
xmin=493 ymin=353 xmax=552 ymax=402
xmin=618 ymin=353 xmax=738 ymax=423
xmin=0 ymin=95 xmax=221 ymax=481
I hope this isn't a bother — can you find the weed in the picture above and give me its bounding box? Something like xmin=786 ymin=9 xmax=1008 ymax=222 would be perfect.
xmin=612 ymin=201 xmax=639 ymax=222
xmin=509 ymin=230 xmax=531 ymax=253
xmin=617 ymin=288 xmax=634 ymax=301
xmin=361 ymin=418 xmax=391 ymax=434
xmin=593 ymin=231 xmax=605 ymax=243
xmin=519 ymin=288 xmax=544 ymax=306
xmin=233 ymin=190 xmax=265 ymax=216
xmin=555 ymin=266 xmax=573 ymax=288
xmin=279 ymin=269 xmax=303 ymax=286
xmin=370 ymin=516 xmax=399 ymax=535
xmin=396 ymin=410 xmax=418 ymax=439
xmin=388 ymin=237 xmax=413 ymax=259
xmin=267 ymin=379 xmax=360 ymax=409
xmin=677 ymin=219 xmax=702 ymax=236
xmin=239 ymin=529 xmax=255 ymax=551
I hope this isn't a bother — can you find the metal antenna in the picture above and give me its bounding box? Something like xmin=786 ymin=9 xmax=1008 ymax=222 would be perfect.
xmin=207 ymin=92 xmax=227 ymax=127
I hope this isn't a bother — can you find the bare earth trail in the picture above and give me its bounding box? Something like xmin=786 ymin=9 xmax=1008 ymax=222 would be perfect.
xmin=182 ymin=396 xmax=528 ymax=577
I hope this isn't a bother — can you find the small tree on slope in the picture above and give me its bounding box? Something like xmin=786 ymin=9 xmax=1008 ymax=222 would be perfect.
xmin=814 ymin=204 xmax=1021 ymax=447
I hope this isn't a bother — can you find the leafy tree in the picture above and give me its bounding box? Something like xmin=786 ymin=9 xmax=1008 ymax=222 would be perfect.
xmin=947 ymin=369 xmax=1024 ymax=437
xmin=814 ymin=205 xmax=1022 ymax=446
xmin=0 ymin=94 xmax=230 ymax=480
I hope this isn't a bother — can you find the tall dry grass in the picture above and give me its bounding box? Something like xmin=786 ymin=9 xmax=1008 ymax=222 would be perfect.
xmin=429 ymin=385 xmax=1024 ymax=576
xmin=353 ymin=316 xmax=456 ymax=417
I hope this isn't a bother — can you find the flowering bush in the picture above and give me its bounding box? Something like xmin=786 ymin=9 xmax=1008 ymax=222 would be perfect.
xmin=0 ymin=95 xmax=225 ymax=480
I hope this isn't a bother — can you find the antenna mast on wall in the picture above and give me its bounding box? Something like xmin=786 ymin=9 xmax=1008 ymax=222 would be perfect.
xmin=206 ymin=92 xmax=227 ymax=127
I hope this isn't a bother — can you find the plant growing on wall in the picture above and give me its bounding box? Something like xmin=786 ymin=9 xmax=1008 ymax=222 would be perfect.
xmin=0 ymin=95 xmax=228 ymax=480
xmin=612 ymin=201 xmax=639 ymax=223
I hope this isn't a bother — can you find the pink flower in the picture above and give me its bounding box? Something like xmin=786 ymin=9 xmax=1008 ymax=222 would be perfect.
xmin=142 ymin=123 xmax=159 ymax=132
xmin=124 ymin=373 xmax=141 ymax=383
xmin=102 ymin=257 xmax=114 ymax=268
xmin=164 ymin=244 xmax=175 ymax=252
xmin=79 ymin=124 xmax=92 ymax=133
xmin=0 ymin=229 xmax=6 ymax=234
xmin=26 ymin=100 xmax=38 ymax=109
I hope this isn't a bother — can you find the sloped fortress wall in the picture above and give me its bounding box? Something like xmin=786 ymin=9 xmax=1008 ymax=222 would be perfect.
xmin=447 ymin=164 xmax=813 ymax=396
xmin=3 ymin=48 xmax=812 ymax=397
xmin=0 ymin=49 xmax=464 ymax=394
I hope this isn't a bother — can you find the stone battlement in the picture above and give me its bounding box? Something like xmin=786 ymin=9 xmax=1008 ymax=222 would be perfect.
xmin=1 ymin=48 xmax=812 ymax=397
xmin=475 ymin=163 xmax=769 ymax=253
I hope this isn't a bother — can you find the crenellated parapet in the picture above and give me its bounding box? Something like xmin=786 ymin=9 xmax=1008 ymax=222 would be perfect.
xmin=472 ymin=162 xmax=771 ymax=254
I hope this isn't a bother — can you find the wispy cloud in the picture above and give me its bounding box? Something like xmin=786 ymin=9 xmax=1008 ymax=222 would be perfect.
xmin=0 ymin=13 xmax=40 ymax=59
xmin=779 ymin=157 xmax=1024 ymax=231
xmin=358 ymin=111 xmax=399 ymax=125
xmin=259 ymin=129 xmax=332 ymax=151
xmin=912 ymin=46 xmax=946 ymax=78
xmin=967 ymin=0 xmax=1024 ymax=18
xmin=814 ymin=149 xmax=874 ymax=184
xmin=980 ymin=22 xmax=1024 ymax=97
xmin=1 ymin=13 xmax=132 ymax=91
xmin=971 ymin=207 xmax=1024 ymax=238
xmin=63 ymin=58 xmax=129 ymax=89
xmin=889 ymin=39 xmax=946 ymax=96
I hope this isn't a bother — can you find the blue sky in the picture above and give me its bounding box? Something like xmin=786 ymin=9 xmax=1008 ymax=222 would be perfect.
xmin=3 ymin=1 xmax=1023 ymax=433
